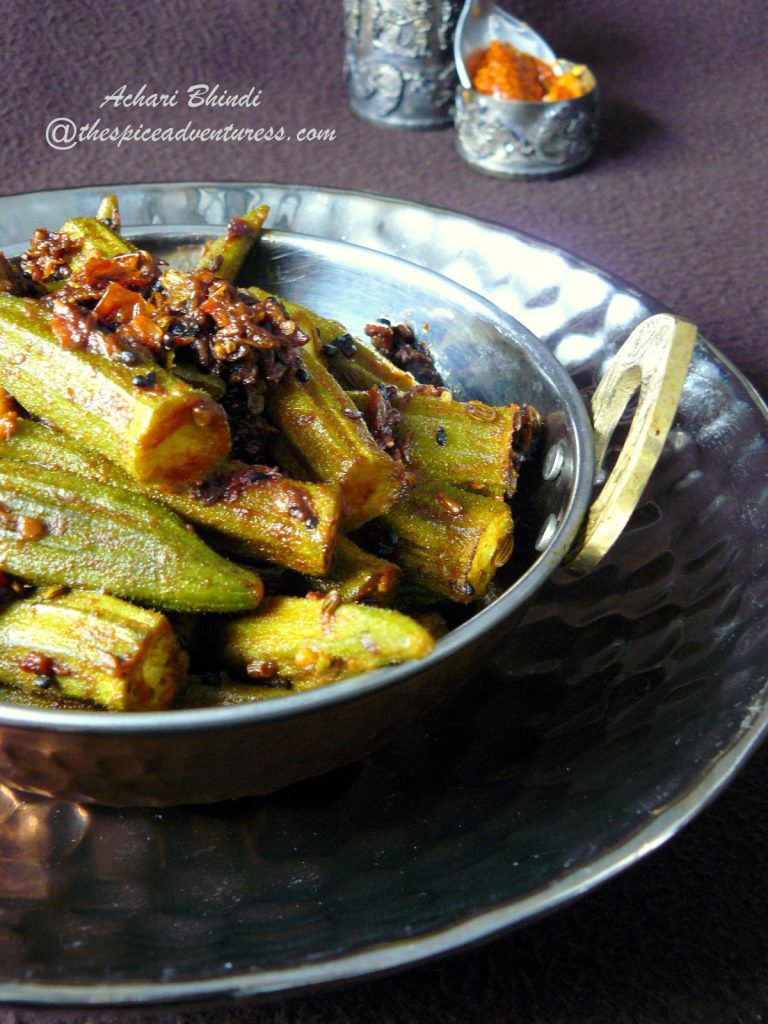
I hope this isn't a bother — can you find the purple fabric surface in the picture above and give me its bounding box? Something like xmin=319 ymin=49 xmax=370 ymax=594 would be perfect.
xmin=0 ymin=0 xmax=766 ymax=1021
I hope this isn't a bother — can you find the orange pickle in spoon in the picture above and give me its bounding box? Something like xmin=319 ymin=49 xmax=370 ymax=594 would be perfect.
xmin=469 ymin=40 xmax=589 ymax=101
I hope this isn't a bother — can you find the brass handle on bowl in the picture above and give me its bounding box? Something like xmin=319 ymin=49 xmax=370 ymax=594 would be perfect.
xmin=566 ymin=313 xmax=697 ymax=576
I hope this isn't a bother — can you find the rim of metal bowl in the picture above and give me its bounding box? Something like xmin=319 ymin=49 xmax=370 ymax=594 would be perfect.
xmin=0 ymin=183 xmax=765 ymax=1006
xmin=0 ymin=222 xmax=595 ymax=737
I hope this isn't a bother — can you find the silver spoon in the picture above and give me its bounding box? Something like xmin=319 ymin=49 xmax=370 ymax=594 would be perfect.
xmin=453 ymin=0 xmax=556 ymax=89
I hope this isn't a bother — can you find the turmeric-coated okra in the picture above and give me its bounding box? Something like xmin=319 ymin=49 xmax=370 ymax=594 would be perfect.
xmin=246 ymin=286 xmax=416 ymax=391
xmin=50 ymin=217 xmax=135 ymax=282
xmin=0 ymin=590 xmax=187 ymax=711
xmin=0 ymin=459 xmax=264 ymax=612
xmin=211 ymin=596 xmax=435 ymax=690
xmin=308 ymin=536 xmax=401 ymax=605
xmin=96 ymin=194 xmax=121 ymax=230
xmin=0 ymin=295 xmax=230 ymax=486
xmin=196 ymin=205 xmax=270 ymax=281
xmin=380 ymin=481 xmax=515 ymax=603
xmin=262 ymin=316 xmax=406 ymax=527
xmin=0 ymin=419 xmax=340 ymax=577
xmin=350 ymin=388 xmax=536 ymax=499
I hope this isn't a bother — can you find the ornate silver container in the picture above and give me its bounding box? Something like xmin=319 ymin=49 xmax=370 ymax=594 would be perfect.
xmin=454 ymin=62 xmax=599 ymax=177
xmin=343 ymin=0 xmax=462 ymax=128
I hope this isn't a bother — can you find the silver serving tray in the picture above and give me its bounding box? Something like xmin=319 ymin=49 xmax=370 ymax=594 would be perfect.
xmin=0 ymin=183 xmax=766 ymax=1006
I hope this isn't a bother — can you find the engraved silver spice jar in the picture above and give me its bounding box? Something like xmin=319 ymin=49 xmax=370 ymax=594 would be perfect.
xmin=343 ymin=0 xmax=463 ymax=128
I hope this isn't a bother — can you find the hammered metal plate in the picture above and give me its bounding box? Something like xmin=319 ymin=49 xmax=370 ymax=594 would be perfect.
xmin=0 ymin=183 xmax=766 ymax=1006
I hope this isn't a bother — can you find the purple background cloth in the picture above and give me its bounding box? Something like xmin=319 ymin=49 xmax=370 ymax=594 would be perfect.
xmin=0 ymin=0 xmax=767 ymax=1020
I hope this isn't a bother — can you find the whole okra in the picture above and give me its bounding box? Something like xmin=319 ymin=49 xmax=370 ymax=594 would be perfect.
xmin=0 ymin=420 xmax=340 ymax=577
xmin=0 ymin=460 xmax=264 ymax=612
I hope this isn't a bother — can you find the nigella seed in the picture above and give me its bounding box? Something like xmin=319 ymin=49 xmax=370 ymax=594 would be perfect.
xmin=436 ymin=426 xmax=447 ymax=446
xmin=131 ymin=371 xmax=157 ymax=388
xmin=377 ymin=318 xmax=391 ymax=327
xmin=335 ymin=333 xmax=356 ymax=358
xmin=244 ymin=469 xmax=269 ymax=484
xmin=118 ymin=350 xmax=139 ymax=366
xmin=465 ymin=582 xmax=475 ymax=596
xmin=321 ymin=343 xmax=338 ymax=358
xmin=34 ymin=674 xmax=54 ymax=689
xmin=305 ymin=515 xmax=319 ymax=530
xmin=295 ymin=367 xmax=310 ymax=383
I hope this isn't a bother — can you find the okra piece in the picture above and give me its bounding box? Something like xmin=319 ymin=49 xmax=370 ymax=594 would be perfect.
xmin=351 ymin=389 xmax=535 ymax=499
xmin=265 ymin=328 xmax=405 ymax=527
xmin=247 ymin=286 xmax=415 ymax=391
xmin=196 ymin=206 xmax=270 ymax=281
xmin=0 ymin=295 xmax=230 ymax=486
xmin=309 ymin=536 xmax=401 ymax=605
xmin=0 ymin=460 xmax=264 ymax=612
xmin=381 ymin=481 xmax=515 ymax=603
xmin=96 ymin=195 xmax=121 ymax=232
xmin=54 ymin=217 xmax=134 ymax=278
xmin=0 ymin=590 xmax=187 ymax=711
xmin=213 ymin=596 xmax=435 ymax=689
xmin=1 ymin=420 xmax=340 ymax=576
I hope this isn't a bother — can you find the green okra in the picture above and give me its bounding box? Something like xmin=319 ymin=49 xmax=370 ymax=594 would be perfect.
xmin=350 ymin=389 xmax=536 ymax=499
xmin=381 ymin=481 xmax=515 ymax=603
xmin=0 ymin=459 xmax=264 ymax=612
xmin=211 ymin=596 xmax=435 ymax=690
xmin=264 ymin=330 xmax=405 ymax=528
xmin=196 ymin=205 xmax=270 ymax=281
xmin=309 ymin=536 xmax=401 ymax=605
xmin=96 ymin=195 xmax=121 ymax=231
xmin=264 ymin=327 xmax=405 ymax=524
xmin=247 ymin=286 xmax=416 ymax=392
xmin=0 ymin=295 xmax=230 ymax=486
xmin=0 ymin=590 xmax=187 ymax=711
xmin=0 ymin=420 xmax=340 ymax=576
xmin=53 ymin=217 xmax=134 ymax=280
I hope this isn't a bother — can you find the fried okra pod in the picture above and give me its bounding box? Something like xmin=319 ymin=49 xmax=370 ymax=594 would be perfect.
xmin=308 ymin=537 xmax=401 ymax=605
xmin=196 ymin=206 xmax=270 ymax=281
xmin=350 ymin=388 xmax=539 ymax=499
xmin=263 ymin=323 xmax=405 ymax=527
xmin=380 ymin=482 xmax=515 ymax=603
xmin=96 ymin=195 xmax=122 ymax=232
xmin=0 ymin=420 xmax=340 ymax=577
xmin=246 ymin=286 xmax=416 ymax=391
xmin=0 ymin=295 xmax=230 ymax=487
xmin=210 ymin=596 xmax=434 ymax=691
xmin=0 ymin=590 xmax=187 ymax=711
xmin=0 ymin=459 xmax=264 ymax=612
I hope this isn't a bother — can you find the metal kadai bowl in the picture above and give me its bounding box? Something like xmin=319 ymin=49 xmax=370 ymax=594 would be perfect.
xmin=0 ymin=212 xmax=692 ymax=807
